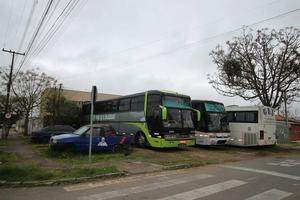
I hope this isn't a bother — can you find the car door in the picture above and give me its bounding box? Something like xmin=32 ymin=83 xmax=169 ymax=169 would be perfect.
xmin=100 ymin=126 xmax=116 ymax=151
xmin=77 ymin=127 xmax=101 ymax=151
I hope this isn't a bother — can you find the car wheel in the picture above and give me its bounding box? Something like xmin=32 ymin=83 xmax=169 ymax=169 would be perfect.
xmin=136 ymin=132 xmax=148 ymax=148
xmin=112 ymin=144 xmax=121 ymax=153
xmin=64 ymin=144 xmax=75 ymax=152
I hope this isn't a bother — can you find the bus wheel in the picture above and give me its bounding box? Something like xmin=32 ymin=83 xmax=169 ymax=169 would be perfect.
xmin=136 ymin=132 xmax=148 ymax=148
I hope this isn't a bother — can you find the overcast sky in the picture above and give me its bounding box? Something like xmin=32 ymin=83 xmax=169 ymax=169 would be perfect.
xmin=1 ymin=0 xmax=300 ymax=113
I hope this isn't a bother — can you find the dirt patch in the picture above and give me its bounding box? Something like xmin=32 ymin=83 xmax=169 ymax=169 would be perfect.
xmin=0 ymin=132 xmax=66 ymax=169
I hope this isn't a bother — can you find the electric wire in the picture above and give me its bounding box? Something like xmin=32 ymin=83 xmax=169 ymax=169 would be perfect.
xmin=16 ymin=0 xmax=38 ymax=53
xmin=28 ymin=0 xmax=79 ymax=60
xmin=94 ymin=8 xmax=300 ymax=71
xmin=65 ymin=0 xmax=286 ymax=64
xmin=3 ymin=0 xmax=14 ymax=47
xmin=15 ymin=0 xmax=54 ymax=77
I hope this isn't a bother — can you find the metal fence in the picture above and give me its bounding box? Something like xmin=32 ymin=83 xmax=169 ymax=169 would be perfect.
xmin=275 ymin=122 xmax=291 ymax=144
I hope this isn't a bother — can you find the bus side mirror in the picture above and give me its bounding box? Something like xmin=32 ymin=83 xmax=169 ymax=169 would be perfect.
xmin=159 ymin=105 xmax=167 ymax=121
xmin=192 ymin=109 xmax=201 ymax=122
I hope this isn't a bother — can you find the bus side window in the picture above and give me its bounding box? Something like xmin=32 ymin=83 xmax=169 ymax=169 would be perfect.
xmin=146 ymin=95 xmax=161 ymax=130
xmin=227 ymin=112 xmax=234 ymax=122
xmin=131 ymin=96 xmax=144 ymax=111
xmin=235 ymin=112 xmax=245 ymax=122
xmin=119 ymin=98 xmax=131 ymax=111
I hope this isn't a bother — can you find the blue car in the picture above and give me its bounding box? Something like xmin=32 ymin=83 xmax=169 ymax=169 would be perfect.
xmin=49 ymin=124 xmax=132 ymax=152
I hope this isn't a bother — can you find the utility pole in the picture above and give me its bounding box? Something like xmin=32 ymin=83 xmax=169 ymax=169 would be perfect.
xmin=284 ymin=91 xmax=288 ymax=126
xmin=2 ymin=48 xmax=25 ymax=139
xmin=57 ymin=83 xmax=62 ymax=115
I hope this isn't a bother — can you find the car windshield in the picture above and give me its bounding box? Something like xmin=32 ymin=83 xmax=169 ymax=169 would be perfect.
xmin=73 ymin=126 xmax=89 ymax=135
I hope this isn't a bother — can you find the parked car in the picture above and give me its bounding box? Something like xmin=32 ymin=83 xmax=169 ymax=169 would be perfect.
xmin=49 ymin=124 xmax=132 ymax=152
xmin=31 ymin=125 xmax=75 ymax=143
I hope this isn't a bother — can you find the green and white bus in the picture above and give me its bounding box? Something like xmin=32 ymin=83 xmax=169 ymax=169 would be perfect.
xmin=82 ymin=90 xmax=198 ymax=148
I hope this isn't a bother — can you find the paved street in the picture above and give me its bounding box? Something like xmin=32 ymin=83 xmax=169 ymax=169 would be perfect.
xmin=1 ymin=154 xmax=300 ymax=200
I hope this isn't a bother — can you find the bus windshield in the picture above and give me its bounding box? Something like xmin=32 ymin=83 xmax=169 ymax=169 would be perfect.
xmin=163 ymin=109 xmax=194 ymax=129
xmin=162 ymin=96 xmax=191 ymax=109
xmin=204 ymin=102 xmax=228 ymax=132
xmin=207 ymin=113 xmax=228 ymax=131
xmin=204 ymin=102 xmax=225 ymax=112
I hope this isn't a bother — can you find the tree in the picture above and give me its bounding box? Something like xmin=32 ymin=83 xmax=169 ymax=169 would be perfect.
xmin=0 ymin=68 xmax=24 ymax=139
xmin=40 ymin=87 xmax=81 ymax=128
xmin=208 ymin=27 xmax=300 ymax=109
xmin=12 ymin=68 xmax=56 ymax=136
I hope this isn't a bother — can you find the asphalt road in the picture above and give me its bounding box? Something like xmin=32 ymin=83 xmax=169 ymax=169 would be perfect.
xmin=1 ymin=154 xmax=300 ymax=200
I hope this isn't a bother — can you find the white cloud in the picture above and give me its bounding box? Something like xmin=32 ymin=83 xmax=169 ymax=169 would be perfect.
xmin=1 ymin=0 xmax=300 ymax=111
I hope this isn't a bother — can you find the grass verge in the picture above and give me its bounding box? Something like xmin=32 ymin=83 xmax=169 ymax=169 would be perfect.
xmin=0 ymin=164 xmax=118 ymax=182
xmin=0 ymin=165 xmax=54 ymax=182
xmin=0 ymin=139 xmax=8 ymax=147
xmin=0 ymin=151 xmax=16 ymax=163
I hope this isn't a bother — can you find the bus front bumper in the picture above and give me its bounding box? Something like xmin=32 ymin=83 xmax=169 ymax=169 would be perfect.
xmin=147 ymin=137 xmax=195 ymax=148
xmin=195 ymin=132 xmax=231 ymax=145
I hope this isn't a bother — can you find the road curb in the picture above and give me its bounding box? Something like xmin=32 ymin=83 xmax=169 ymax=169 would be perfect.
xmin=0 ymin=172 xmax=127 ymax=187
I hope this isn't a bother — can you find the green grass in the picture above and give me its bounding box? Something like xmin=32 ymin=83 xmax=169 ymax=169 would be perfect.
xmin=40 ymin=147 xmax=133 ymax=165
xmin=0 ymin=164 xmax=118 ymax=182
xmin=0 ymin=139 xmax=8 ymax=147
xmin=0 ymin=165 xmax=54 ymax=182
xmin=59 ymin=166 xmax=119 ymax=178
xmin=0 ymin=151 xmax=16 ymax=163
xmin=158 ymin=158 xmax=218 ymax=167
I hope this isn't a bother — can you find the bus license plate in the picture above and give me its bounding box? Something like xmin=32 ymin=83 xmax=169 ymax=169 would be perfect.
xmin=179 ymin=140 xmax=186 ymax=147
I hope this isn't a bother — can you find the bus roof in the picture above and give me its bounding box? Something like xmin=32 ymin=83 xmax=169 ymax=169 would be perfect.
xmin=225 ymin=105 xmax=272 ymax=111
xmin=192 ymin=100 xmax=224 ymax=105
xmin=83 ymin=90 xmax=191 ymax=105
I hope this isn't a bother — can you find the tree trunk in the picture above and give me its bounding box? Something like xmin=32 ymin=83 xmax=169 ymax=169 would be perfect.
xmin=24 ymin=112 xmax=30 ymax=136
xmin=1 ymin=123 xmax=10 ymax=140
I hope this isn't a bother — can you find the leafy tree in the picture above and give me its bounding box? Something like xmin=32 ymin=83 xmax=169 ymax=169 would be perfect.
xmin=208 ymin=27 xmax=300 ymax=108
xmin=0 ymin=68 xmax=24 ymax=139
xmin=12 ymin=68 xmax=56 ymax=136
xmin=41 ymin=87 xmax=81 ymax=128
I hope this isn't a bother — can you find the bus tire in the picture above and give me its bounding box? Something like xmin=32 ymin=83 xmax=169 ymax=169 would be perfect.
xmin=136 ymin=132 xmax=148 ymax=148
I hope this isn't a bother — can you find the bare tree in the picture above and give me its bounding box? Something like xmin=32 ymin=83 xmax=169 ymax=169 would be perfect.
xmin=208 ymin=27 xmax=300 ymax=108
xmin=12 ymin=68 xmax=56 ymax=136
xmin=1 ymin=68 xmax=24 ymax=139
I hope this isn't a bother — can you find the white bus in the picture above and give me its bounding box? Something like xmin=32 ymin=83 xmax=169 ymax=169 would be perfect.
xmin=192 ymin=100 xmax=230 ymax=145
xmin=225 ymin=105 xmax=276 ymax=146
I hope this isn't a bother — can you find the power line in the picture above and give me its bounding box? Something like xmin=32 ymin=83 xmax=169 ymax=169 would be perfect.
xmin=15 ymin=0 xmax=54 ymax=77
xmin=68 ymin=0 xmax=287 ymax=63
xmin=29 ymin=0 xmax=79 ymax=59
xmin=3 ymin=0 xmax=14 ymax=47
xmin=13 ymin=0 xmax=28 ymax=49
xmin=16 ymin=0 xmax=38 ymax=53
xmin=95 ymin=8 xmax=300 ymax=71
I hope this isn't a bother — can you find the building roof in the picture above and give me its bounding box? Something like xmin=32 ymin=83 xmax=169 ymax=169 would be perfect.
xmin=275 ymin=115 xmax=300 ymax=124
xmin=44 ymin=88 xmax=121 ymax=103
xmin=62 ymin=89 xmax=121 ymax=102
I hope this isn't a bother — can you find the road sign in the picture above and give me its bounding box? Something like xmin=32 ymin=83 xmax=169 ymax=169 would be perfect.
xmin=89 ymin=85 xmax=98 ymax=164
xmin=5 ymin=113 xmax=11 ymax=119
